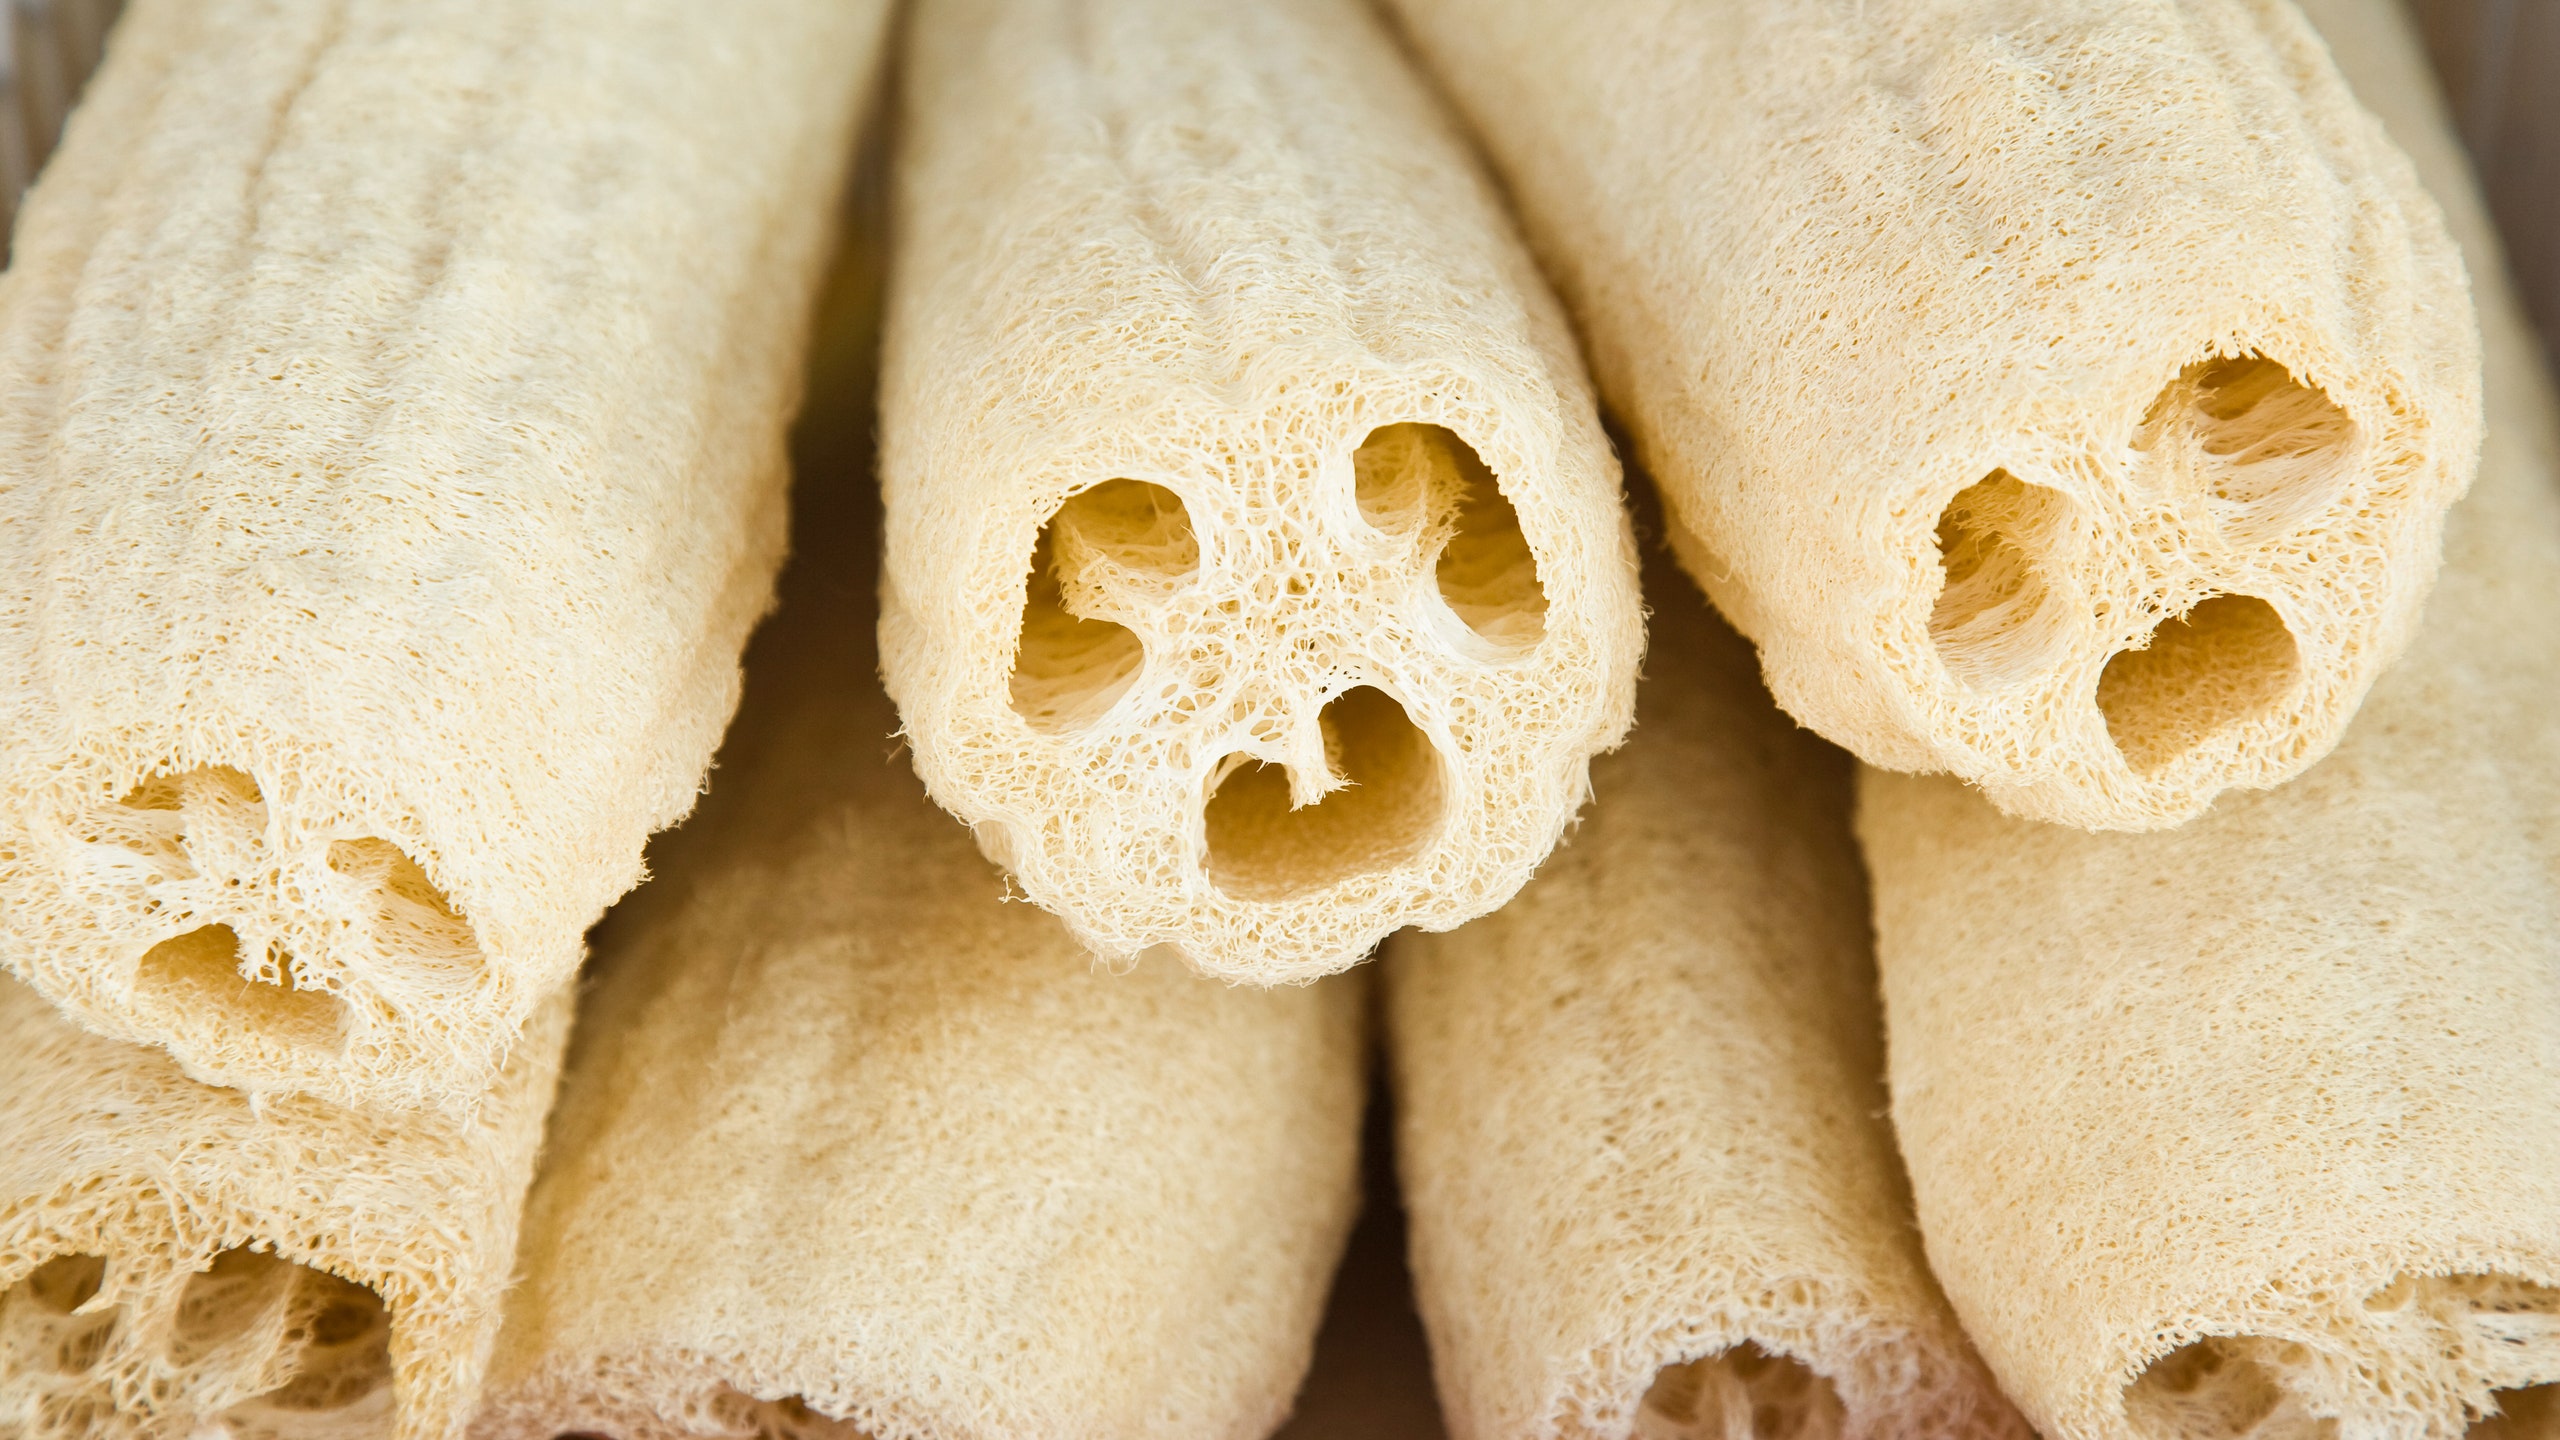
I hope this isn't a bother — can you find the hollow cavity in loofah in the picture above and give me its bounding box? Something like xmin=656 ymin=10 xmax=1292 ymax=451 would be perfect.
xmin=0 ymin=0 xmax=885 ymax=1113
xmin=1637 ymin=1343 xmax=1847 ymax=1440
xmin=879 ymin=0 xmax=1641 ymax=980
xmin=1382 ymin=0 xmax=2483 ymax=829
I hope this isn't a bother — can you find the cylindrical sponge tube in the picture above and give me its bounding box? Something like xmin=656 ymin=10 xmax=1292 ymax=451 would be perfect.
xmin=0 ymin=0 xmax=891 ymax=1115
xmin=0 ymin=978 xmax=569 ymax=1440
xmin=879 ymin=0 xmax=1643 ymax=980
xmin=1860 ymin=5 xmax=2560 ymax=1434
xmin=1383 ymin=0 xmax=2481 ymax=831
xmin=1385 ymin=564 xmax=2023 ymax=1440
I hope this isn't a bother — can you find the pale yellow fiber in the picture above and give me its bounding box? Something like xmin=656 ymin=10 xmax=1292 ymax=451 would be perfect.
xmin=1388 ymin=563 xmax=2024 ymax=1440
xmin=1860 ymin=4 xmax=2560 ymax=1435
xmin=1384 ymin=0 xmax=2481 ymax=830
xmin=0 ymin=977 xmax=569 ymax=1440
xmin=0 ymin=0 xmax=886 ymax=1114
xmin=879 ymin=0 xmax=1643 ymax=980
xmin=472 ymin=235 xmax=1366 ymax=1436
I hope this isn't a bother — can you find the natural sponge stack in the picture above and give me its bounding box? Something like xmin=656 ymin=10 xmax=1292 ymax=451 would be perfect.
xmin=0 ymin=0 xmax=888 ymax=1114
xmin=1861 ymin=4 xmax=2560 ymax=1434
xmin=0 ymin=975 xmax=569 ymax=1440
xmin=1387 ymin=565 xmax=2023 ymax=1440
xmin=879 ymin=0 xmax=1642 ymax=979
xmin=1384 ymin=0 xmax=2480 ymax=830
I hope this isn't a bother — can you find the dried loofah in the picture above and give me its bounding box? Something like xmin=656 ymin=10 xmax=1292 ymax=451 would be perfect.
xmin=877 ymin=0 xmax=1643 ymax=980
xmin=0 ymin=0 xmax=888 ymax=1115
xmin=0 ymin=975 xmax=569 ymax=1440
xmin=1859 ymin=5 xmax=2560 ymax=1435
xmin=1386 ymin=561 xmax=2025 ymax=1440
xmin=1381 ymin=0 xmax=2482 ymax=830
xmin=471 ymin=211 xmax=1368 ymax=1439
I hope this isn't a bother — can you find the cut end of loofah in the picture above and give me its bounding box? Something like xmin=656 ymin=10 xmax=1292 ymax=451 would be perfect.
xmin=0 ymin=1248 xmax=394 ymax=1440
xmin=1637 ymin=1343 xmax=1848 ymax=1440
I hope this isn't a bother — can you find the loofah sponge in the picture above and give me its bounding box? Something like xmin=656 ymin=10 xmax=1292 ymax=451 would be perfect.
xmin=1858 ymin=5 xmax=2560 ymax=1435
xmin=0 ymin=0 xmax=890 ymax=1115
xmin=877 ymin=0 xmax=1644 ymax=980
xmin=471 ymin=205 xmax=1368 ymax=1438
xmin=0 ymin=975 xmax=569 ymax=1440
xmin=1386 ymin=558 xmax=2025 ymax=1440
xmin=1381 ymin=0 xmax=2482 ymax=830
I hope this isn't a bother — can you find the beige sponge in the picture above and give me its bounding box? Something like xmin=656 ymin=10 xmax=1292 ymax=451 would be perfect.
xmin=0 ymin=0 xmax=888 ymax=1115
xmin=1387 ymin=562 xmax=2024 ymax=1440
xmin=472 ymin=331 xmax=1367 ymax=1437
xmin=0 ymin=975 xmax=569 ymax=1440
xmin=1383 ymin=0 xmax=2481 ymax=830
xmin=1859 ymin=4 xmax=2560 ymax=1435
xmin=878 ymin=0 xmax=1643 ymax=980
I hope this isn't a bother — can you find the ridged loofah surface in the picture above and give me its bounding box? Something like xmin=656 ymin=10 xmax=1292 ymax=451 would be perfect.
xmin=1387 ymin=558 xmax=2025 ymax=1440
xmin=0 ymin=975 xmax=568 ymax=1440
xmin=877 ymin=0 xmax=1643 ymax=980
xmin=471 ymin=203 xmax=1368 ymax=1440
xmin=0 ymin=0 xmax=883 ymax=1115
xmin=1859 ymin=7 xmax=2560 ymax=1435
xmin=1383 ymin=0 xmax=2482 ymax=830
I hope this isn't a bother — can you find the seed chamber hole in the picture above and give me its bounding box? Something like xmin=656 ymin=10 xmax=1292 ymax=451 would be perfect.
xmin=1637 ymin=1341 xmax=1846 ymax=1440
xmin=1202 ymin=686 xmax=1445 ymax=903
xmin=1929 ymin=470 xmax=2076 ymax=690
xmin=0 ymin=1256 xmax=115 ymax=1380
xmin=178 ymin=1250 xmax=393 ymax=1421
xmin=1354 ymin=423 xmax=1547 ymax=653
xmin=2145 ymin=353 xmax=2356 ymax=544
xmin=134 ymin=924 xmax=345 ymax=1051
xmin=2098 ymin=595 xmax=2299 ymax=774
xmin=2123 ymin=1336 xmax=2329 ymax=1440
xmin=1009 ymin=479 xmax=1197 ymax=734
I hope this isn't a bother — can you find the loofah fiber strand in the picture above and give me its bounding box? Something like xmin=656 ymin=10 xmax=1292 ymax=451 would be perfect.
xmin=1386 ymin=558 xmax=2025 ymax=1440
xmin=1859 ymin=4 xmax=2560 ymax=1436
xmin=0 ymin=976 xmax=569 ymax=1440
xmin=0 ymin=0 xmax=887 ymax=1115
xmin=1383 ymin=0 xmax=2482 ymax=830
xmin=878 ymin=0 xmax=1643 ymax=980
xmin=470 ymin=194 xmax=1368 ymax=1440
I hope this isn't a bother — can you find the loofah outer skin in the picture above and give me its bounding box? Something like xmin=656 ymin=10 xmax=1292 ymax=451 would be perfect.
xmin=1387 ymin=558 xmax=2026 ymax=1440
xmin=877 ymin=0 xmax=1643 ymax=981
xmin=0 ymin=0 xmax=884 ymax=1116
xmin=1859 ymin=6 xmax=2560 ymax=1436
xmin=471 ymin=192 xmax=1368 ymax=1440
xmin=0 ymin=976 xmax=570 ymax=1440
xmin=1384 ymin=0 xmax=2482 ymax=830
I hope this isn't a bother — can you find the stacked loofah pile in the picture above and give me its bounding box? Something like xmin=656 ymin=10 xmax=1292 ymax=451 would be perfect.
xmin=0 ymin=0 xmax=2549 ymax=1438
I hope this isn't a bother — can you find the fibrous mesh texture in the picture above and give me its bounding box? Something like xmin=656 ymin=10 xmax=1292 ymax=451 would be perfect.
xmin=0 ymin=974 xmax=569 ymax=1440
xmin=1382 ymin=0 xmax=2482 ymax=830
xmin=471 ymin=200 xmax=1367 ymax=1440
xmin=1385 ymin=558 xmax=2025 ymax=1440
xmin=1858 ymin=8 xmax=2560 ymax=1435
xmin=0 ymin=0 xmax=886 ymax=1114
xmin=877 ymin=0 xmax=1642 ymax=980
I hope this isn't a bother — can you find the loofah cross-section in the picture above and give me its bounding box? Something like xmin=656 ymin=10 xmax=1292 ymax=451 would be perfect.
xmin=1383 ymin=0 xmax=2483 ymax=830
xmin=877 ymin=0 xmax=1643 ymax=980
xmin=1860 ymin=7 xmax=2560 ymax=1433
xmin=0 ymin=976 xmax=570 ymax=1440
xmin=1388 ymin=562 xmax=2025 ymax=1440
xmin=0 ymin=0 xmax=887 ymax=1115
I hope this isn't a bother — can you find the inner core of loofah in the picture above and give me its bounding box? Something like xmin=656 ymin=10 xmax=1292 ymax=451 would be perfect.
xmin=2120 ymin=1275 xmax=2560 ymax=1440
xmin=1353 ymin=422 xmax=1548 ymax=653
xmin=77 ymin=766 xmax=485 ymax=1056
xmin=1929 ymin=470 xmax=2076 ymax=690
xmin=1636 ymin=1341 xmax=1847 ymax=1440
xmin=2142 ymin=354 xmax=2357 ymax=548
xmin=2097 ymin=595 xmax=2301 ymax=773
xmin=1202 ymin=684 xmax=1445 ymax=901
xmin=0 ymin=1248 xmax=393 ymax=1440
xmin=1010 ymin=479 xmax=1200 ymax=733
